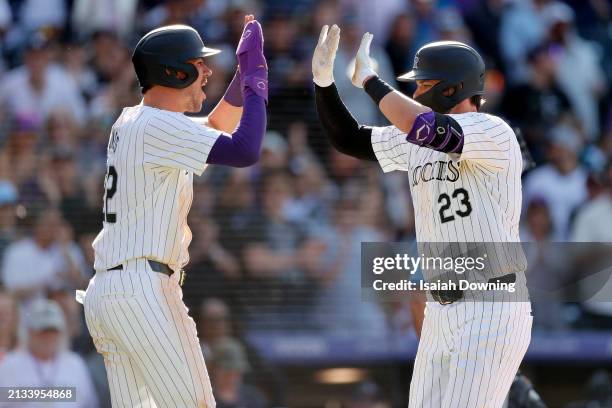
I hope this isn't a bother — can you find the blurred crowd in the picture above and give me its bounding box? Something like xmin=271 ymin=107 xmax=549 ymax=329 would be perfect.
xmin=0 ymin=0 xmax=609 ymax=406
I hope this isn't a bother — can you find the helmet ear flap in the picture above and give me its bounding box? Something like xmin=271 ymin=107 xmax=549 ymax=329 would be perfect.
xmin=147 ymin=60 xmax=199 ymax=89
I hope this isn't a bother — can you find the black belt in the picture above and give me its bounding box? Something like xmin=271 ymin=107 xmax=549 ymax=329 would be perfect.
xmin=108 ymin=260 xmax=185 ymax=285
xmin=430 ymin=273 xmax=516 ymax=305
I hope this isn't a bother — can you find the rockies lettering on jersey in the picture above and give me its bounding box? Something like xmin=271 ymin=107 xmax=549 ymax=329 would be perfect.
xmin=372 ymin=111 xmax=523 ymax=244
xmin=92 ymin=104 xmax=221 ymax=272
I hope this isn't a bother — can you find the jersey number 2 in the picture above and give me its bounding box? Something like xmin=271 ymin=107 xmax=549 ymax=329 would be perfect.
xmin=438 ymin=188 xmax=472 ymax=223
xmin=104 ymin=166 xmax=118 ymax=223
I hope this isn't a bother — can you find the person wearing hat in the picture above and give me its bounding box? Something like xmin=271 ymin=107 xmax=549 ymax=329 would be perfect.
xmin=0 ymin=298 xmax=99 ymax=407
xmin=209 ymin=337 xmax=267 ymax=408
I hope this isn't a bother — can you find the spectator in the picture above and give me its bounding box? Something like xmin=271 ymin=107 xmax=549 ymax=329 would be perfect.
xmin=500 ymin=43 xmax=573 ymax=164
xmin=521 ymin=198 xmax=569 ymax=330
xmin=39 ymin=147 xmax=99 ymax=236
xmin=199 ymin=298 xmax=233 ymax=360
xmin=499 ymin=0 xmax=551 ymax=83
xmin=572 ymin=160 xmax=612 ymax=242
xmin=287 ymin=156 xmax=335 ymax=231
xmin=312 ymin=198 xmax=388 ymax=335
xmin=198 ymin=298 xmax=286 ymax=407
xmin=523 ymin=125 xmax=588 ymax=240
xmin=339 ymin=0 xmax=406 ymax=41
xmin=545 ymin=1 xmax=607 ymax=141
xmin=71 ymin=0 xmax=138 ymax=41
xmin=384 ymin=13 xmax=417 ymax=93
xmin=0 ymin=115 xmax=41 ymax=196
xmin=436 ymin=7 xmax=472 ymax=44
xmin=184 ymin=221 xmax=241 ymax=314
xmin=209 ymin=337 xmax=268 ymax=408
xmin=0 ymin=288 xmax=17 ymax=362
xmin=241 ymin=171 xmax=325 ymax=328
xmin=17 ymin=0 xmax=67 ymax=33
xmin=1 ymin=208 xmax=88 ymax=311
xmin=411 ymin=0 xmax=441 ymax=48
xmin=0 ymin=33 xmax=87 ymax=127
xmin=463 ymin=0 xmax=505 ymax=71
xmin=572 ymin=161 xmax=612 ymax=327
xmin=48 ymin=288 xmax=91 ymax=354
xmin=0 ymin=299 xmax=99 ymax=407
xmin=60 ymin=38 xmax=98 ymax=102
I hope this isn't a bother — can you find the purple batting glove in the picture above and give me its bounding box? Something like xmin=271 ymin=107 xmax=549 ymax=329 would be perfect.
xmin=236 ymin=20 xmax=268 ymax=103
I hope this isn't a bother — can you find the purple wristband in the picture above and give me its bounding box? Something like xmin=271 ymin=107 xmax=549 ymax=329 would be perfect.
xmin=223 ymin=71 xmax=243 ymax=107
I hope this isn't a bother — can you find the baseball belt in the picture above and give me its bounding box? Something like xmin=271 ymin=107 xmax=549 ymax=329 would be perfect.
xmin=108 ymin=259 xmax=186 ymax=286
xmin=430 ymin=272 xmax=516 ymax=305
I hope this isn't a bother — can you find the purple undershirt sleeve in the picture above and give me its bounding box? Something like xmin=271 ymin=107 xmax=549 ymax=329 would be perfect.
xmin=206 ymin=88 xmax=266 ymax=167
xmin=223 ymin=70 xmax=243 ymax=107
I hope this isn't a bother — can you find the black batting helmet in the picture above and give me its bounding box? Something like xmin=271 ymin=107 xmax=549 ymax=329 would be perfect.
xmin=132 ymin=25 xmax=220 ymax=92
xmin=398 ymin=41 xmax=485 ymax=113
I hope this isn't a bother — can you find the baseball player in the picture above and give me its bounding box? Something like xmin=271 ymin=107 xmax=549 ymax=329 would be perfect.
xmin=78 ymin=17 xmax=268 ymax=408
xmin=312 ymin=25 xmax=533 ymax=407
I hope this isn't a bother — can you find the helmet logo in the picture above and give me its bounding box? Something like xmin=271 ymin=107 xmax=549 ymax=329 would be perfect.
xmin=437 ymin=126 xmax=445 ymax=134
xmin=413 ymin=55 xmax=419 ymax=69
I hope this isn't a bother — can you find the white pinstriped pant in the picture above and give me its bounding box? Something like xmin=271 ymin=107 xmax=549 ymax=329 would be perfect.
xmin=409 ymin=300 xmax=532 ymax=408
xmin=82 ymin=258 xmax=215 ymax=408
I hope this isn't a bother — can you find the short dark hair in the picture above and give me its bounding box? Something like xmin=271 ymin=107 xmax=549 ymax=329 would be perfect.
xmin=470 ymin=95 xmax=486 ymax=111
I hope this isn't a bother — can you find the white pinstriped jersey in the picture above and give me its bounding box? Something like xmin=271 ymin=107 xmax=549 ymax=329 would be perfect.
xmin=372 ymin=112 xmax=523 ymax=244
xmin=374 ymin=112 xmax=533 ymax=407
xmin=92 ymin=104 xmax=221 ymax=271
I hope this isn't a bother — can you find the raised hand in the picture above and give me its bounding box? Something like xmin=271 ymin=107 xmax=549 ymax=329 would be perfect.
xmin=312 ymin=24 xmax=340 ymax=87
xmin=237 ymin=19 xmax=268 ymax=102
xmin=351 ymin=32 xmax=377 ymax=88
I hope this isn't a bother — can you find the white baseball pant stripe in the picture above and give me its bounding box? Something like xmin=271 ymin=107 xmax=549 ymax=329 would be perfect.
xmin=83 ymin=258 xmax=215 ymax=408
xmin=408 ymin=300 xmax=532 ymax=408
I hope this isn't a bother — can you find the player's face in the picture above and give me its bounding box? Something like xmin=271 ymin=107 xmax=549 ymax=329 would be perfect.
xmin=184 ymin=58 xmax=213 ymax=113
xmin=413 ymin=79 xmax=440 ymax=98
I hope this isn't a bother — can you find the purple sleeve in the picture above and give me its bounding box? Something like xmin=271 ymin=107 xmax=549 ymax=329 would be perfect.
xmin=206 ymin=88 xmax=266 ymax=167
xmin=223 ymin=70 xmax=243 ymax=107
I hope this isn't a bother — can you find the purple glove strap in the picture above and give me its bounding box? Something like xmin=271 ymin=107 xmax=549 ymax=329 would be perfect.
xmin=206 ymin=89 xmax=266 ymax=167
xmin=223 ymin=71 xmax=243 ymax=107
